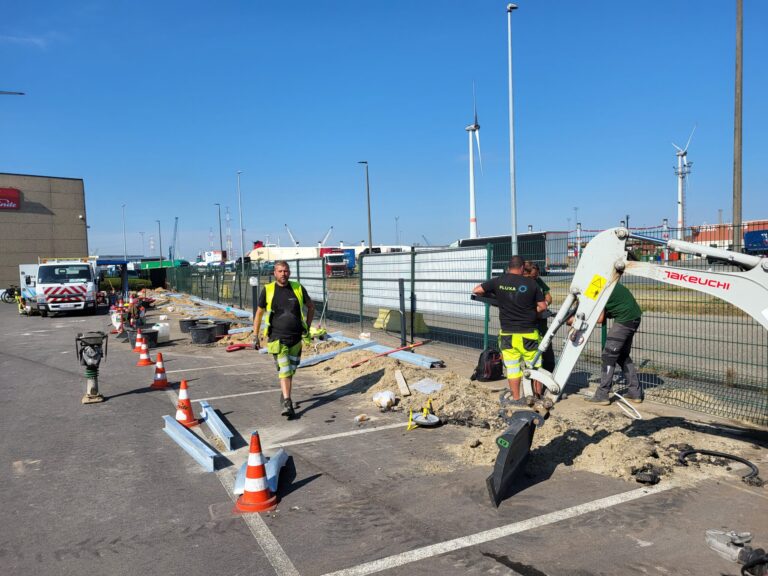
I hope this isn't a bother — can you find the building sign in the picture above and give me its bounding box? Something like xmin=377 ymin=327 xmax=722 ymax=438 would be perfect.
xmin=0 ymin=188 xmax=21 ymax=210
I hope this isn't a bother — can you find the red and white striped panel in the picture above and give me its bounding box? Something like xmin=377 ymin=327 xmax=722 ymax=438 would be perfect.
xmin=44 ymin=285 xmax=87 ymax=302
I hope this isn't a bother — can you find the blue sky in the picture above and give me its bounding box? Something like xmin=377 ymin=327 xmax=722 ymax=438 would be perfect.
xmin=2 ymin=1 xmax=766 ymax=258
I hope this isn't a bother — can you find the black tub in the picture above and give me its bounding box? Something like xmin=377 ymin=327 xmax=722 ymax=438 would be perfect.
xmin=213 ymin=320 xmax=232 ymax=337
xmin=189 ymin=324 xmax=217 ymax=344
xmin=179 ymin=318 xmax=197 ymax=333
xmin=126 ymin=328 xmax=158 ymax=349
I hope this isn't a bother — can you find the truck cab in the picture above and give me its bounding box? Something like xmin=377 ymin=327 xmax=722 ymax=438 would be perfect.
xmin=35 ymin=258 xmax=99 ymax=316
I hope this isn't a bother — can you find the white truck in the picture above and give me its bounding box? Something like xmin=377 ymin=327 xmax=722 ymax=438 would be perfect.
xmin=33 ymin=258 xmax=100 ymax=317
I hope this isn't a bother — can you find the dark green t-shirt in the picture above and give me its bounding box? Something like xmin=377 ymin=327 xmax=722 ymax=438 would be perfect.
xmin=535 ymin=277 xmax=550 ymax=294
xmin=605 ymin=283 xmax=642 ymax=323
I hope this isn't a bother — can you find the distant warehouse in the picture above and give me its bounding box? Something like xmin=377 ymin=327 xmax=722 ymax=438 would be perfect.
xmin=0 ymin=173 xmax=88 ymax=288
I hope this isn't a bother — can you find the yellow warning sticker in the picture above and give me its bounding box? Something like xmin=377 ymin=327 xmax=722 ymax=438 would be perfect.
xmin=584 ymin=274 xmax=607 ymax=300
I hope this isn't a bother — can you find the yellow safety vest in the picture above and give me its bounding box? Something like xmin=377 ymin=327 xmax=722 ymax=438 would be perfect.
xmin=263 ymin=281 xmax=307 ymax=337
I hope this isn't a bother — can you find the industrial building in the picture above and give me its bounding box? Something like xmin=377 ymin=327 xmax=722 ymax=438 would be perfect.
xmin=0 ymin=172 xmax=88 ymax=288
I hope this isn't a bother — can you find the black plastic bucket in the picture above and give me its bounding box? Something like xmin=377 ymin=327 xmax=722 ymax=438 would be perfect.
xmin=125 ymin=328 xmax=137 ymax=348
xmin=141 ymin=329 xmax=159 ymax=349
xmin=126 ymin=328 xmax=159 ymax=349
xmin=213 ymin=320 xmax=232 ymax=337
xmin=189 ymin=324 xmax=216 ymax=344
xmin=179 ymin=318 xmax=197 ymax=333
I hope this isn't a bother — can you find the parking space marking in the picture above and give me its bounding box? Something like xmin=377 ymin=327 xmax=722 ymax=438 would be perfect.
xmin=263 ymin=423 xmax=404 ymax=451
xmin=215 ymin=467 xmax=300 ymax=576
xmin=166 ymin=362 xmax=253 ymax=374
xmin=162 ymin=390 xmax=299 ymax=576
xmin=319 ymin=483 xmax=674 ymax=576
xmin=195 ymin=389 xmax=281 ymax=403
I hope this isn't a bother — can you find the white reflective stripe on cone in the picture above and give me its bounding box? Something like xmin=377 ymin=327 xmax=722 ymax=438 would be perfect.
xmin=248 ymin=452 xmax=265 ymax=467
xmin=179 ymin=389 xmax=189 ymax=400
xmin=244 ymin=476 xmax=268 ymax=493
xmin=175 ymin=409 xmax=189 ymax=420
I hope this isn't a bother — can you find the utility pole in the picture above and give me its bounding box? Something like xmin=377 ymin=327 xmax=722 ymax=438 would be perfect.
xmin=732 ymin=0 xmax=743 ymax=252
xmin=507 ymin=3 xmax=519 ymax=256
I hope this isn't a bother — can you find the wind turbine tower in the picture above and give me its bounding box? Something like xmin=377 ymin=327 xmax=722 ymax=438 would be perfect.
xmin=673 ymin=126 xmax=696 ymax=240
xmin=466 ymin=85 xmax=483 ymax=239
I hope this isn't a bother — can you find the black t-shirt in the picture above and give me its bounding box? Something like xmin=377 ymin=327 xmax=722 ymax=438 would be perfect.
xmin=481 ymin=273 xmax=544 ymax=333
xmin=257 ymin=282 xmax=310 ymax=346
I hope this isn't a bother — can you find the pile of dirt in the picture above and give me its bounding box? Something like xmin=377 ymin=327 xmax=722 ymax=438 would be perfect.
xmin=307 ymin=348 xmax=764 ymax=486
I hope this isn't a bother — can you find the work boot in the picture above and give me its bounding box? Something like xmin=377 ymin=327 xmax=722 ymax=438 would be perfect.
xmin=282 ymin=397 xmax=296 ymax=419
xmin=584 ymin=390 xmax=611 ymax=406
xmin=623 ymin=392 xmax=644 ymax=404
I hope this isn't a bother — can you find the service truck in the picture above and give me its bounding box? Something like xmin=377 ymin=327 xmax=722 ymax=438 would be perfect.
xmin=34 ymin=258 xmax=100 ymax=316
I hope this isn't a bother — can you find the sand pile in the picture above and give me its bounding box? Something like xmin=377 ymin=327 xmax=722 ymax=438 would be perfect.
xmin=307 ymin=348 xmax=764 ymax=486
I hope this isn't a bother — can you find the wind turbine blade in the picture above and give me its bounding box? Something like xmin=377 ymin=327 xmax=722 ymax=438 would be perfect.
xmin=475 ymin=130 xmax=483 ymax=175
xmin=473 ymin=82 xmax=478 ymax=126
xmin=672 ymin=142 xmax=683 ymax=152
xmin=684 ymin=124 xmax=697 ymax=152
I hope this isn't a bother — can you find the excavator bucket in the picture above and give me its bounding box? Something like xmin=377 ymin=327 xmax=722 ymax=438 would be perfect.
xmin=486 ymin=411 xmax=543 ymax=507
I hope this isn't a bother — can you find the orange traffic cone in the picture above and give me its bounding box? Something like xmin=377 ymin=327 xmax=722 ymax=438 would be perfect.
xmin=175 ymin=380 xmax=198 ymax=427
xmin=133 ymin=329 xmax=144 ymax=353
xmin=151 ymin=353 xmax=168 ymax=389
xmin=235 ymin=432 xmax=277 ymax=513
xmin=136 ymin=341 xmax=153 ymax=367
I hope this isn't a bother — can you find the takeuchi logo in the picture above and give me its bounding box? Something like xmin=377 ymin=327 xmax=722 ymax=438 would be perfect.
xmin=0 ymin=188 xmax=21 ymax=210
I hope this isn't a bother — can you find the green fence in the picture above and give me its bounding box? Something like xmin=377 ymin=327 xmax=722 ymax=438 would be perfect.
xmin=169 ymin=225 xmax=767 ymax=425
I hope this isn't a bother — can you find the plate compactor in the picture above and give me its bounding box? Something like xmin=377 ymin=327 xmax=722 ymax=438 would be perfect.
xmin=480 ymin=227 xmax=768 ymax=506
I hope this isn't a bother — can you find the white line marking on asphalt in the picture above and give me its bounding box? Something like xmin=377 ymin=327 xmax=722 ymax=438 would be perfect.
xmin=166 ymin=362 xmax=253 ymax=374
xmin=319 ymin=483 xmax=674 ymax=576
xmin=161 ymin=353 xmax=216 ymax=359
xmin=217 ymin=467 xmax=300 ymax=576
xmin=161 ymin=391 xmax=298 ymax=576
xmin=194 ymin=389 xmax=281 ymax=403
xmin=263 ymin=423 xmax=404 ymax=451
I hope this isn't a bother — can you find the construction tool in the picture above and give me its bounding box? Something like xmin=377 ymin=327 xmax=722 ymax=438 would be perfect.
xmin=348 ymin=341 xmax=427 ymax=369
xmin=226 ymin=343 xmax=257 ymax=352
xmin=481 ymin=226 xmax=768 ymax=506
xmin=412 ymin=397 xmax=440 ymax=427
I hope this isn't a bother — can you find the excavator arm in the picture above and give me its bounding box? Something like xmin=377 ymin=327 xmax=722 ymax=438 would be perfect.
xmin=487 ymin=227 xmax=768 ymax=506
xmin=525 ymin=227 xmax=768 ymax=401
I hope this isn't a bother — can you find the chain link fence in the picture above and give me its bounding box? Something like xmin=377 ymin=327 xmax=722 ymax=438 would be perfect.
xmin=169 ymin=223 xmax=766 ymax=425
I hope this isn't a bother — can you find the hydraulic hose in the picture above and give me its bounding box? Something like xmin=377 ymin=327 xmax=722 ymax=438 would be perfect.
xmin=678 ymin=449 xmax=761 ymax=484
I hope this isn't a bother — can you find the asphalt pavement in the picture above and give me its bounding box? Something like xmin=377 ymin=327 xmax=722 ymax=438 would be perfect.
xmin=1 ymin=303 xmax=766 ymax=576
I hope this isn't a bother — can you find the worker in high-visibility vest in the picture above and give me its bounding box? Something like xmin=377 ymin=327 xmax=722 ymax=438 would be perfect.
xmin=253 ymin=260 xmax=315 ymax=419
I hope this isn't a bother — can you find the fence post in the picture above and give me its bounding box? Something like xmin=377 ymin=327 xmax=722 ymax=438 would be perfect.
xmin=409 ymin=247 xmax=416 ymax=344
xmin=398 ymin=278 xmax=407 ymax=348
xmin=358 ymin=254 xmax=365 ymax=335
xmin=321 ymin=258 xmax=327 ymax=326
xmin=483 ymin=243 xmax=492 ymax=350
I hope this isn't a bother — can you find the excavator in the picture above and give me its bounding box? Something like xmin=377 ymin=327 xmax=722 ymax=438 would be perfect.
xmin=485 ymin=227 xmax=768 ymax=506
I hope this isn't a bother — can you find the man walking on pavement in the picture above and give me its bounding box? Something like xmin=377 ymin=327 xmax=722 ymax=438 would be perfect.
xmin=473 ymin=256 xmax=547 ymax=405
xmin=253 ymin=261 xmax=315 ymax=419
xmin=586 ymin=282 xmax=643 ymax=405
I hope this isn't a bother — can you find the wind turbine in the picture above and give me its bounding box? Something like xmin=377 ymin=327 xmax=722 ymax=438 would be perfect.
xmin=672 ymin=125 xmax=696 ymax=240
xmin=466 ymin=84 xmax=483 ymax=239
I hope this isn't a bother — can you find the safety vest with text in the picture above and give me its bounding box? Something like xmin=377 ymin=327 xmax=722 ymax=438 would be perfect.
xmin=263 ymin=281 xmax=308 ymax=337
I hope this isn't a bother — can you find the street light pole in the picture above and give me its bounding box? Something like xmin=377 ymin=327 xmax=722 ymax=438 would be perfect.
xmin=507 ymin=3 xmax=519 ymax=256
xmin=139 ymin=232 xmax=145 ymax=257
xmin=358 ymin=161 xmax=373 ymax=252
xmin=236 ymin=170 xmax=246 ymax=307
xmin=395 ymin=216 xmax=400 ymax=246
xmin=121 ymin=204 xmax=127 ymax=261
